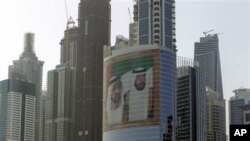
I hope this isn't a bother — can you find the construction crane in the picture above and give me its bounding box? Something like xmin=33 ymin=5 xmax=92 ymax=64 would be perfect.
xmin=128 ymin=7 xmax=132 ymax=23
xmin=203 ymin=29 xmax=214 ymax=37
xmin=65 ymin=0 xmax=69 ymax=21
xmin=64 ymin=0 xmax=75 ymax=29
xmin=67 ymin=17 xmax=75 ymax=29
xmin=215 ymin=33 xmax=223 ymax=36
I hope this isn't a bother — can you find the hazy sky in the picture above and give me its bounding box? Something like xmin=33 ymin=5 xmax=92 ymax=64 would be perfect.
xmin=0 ymin=0 xmax=249 ymax=134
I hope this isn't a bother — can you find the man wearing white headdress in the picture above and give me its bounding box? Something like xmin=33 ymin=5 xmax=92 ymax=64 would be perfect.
xmin=106 ymin=76 xmax=124 ymax=125
xmin=128 ymin=67 xmax=153 ymax=121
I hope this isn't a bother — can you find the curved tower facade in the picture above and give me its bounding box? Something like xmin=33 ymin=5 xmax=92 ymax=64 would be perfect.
xmin=103 ymin=45 xmax=176 ymax=141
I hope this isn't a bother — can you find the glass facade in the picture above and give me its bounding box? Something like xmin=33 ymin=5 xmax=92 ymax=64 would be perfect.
xmin=230 ymin=99 xmax=244 ymax=124
xmin=245 ymin=113 xmax=250 ymax=122
xmin=194 ymin=34 xmax=223 ymax=99
xmin=138 ymin=0 xmax=175 ymax=50
xmin=103 ymin=47 xmax=176 ymax=141
xmin=139 ymin=0 xmax=150 ymax=44
xmin=176 ymin=65 xmax=207 ymax=141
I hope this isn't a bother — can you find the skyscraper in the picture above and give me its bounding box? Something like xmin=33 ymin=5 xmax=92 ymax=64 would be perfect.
xmin=45 ymin=23 xmax=78 ymax=141
xmin=45 ymin=64 xmax=75 ymax=141
xmin=102 ymin=0 xmax=176 ymax=140
xmin=103 ymin=45 xmax=176 ymax=141
xmin=176 ymin=58 xmax=207 ymax=141
xmin=229 ymin=88 xmax=250 ymax=125
xmin=194 ymin=34 xmax=223 ymax=99
xmin=206 ymin=87 xmax=226 ymax=141
xmin=74 ymin=0 xmax=111 ymax=140
xmin=194 ymin=34 xmax=225 ymax=141
xmin=8 ymin=33 xmax=44 ymax=141
xmin=60 ymin=22 xmax=78 ymax=68
xmin=0 ymin=79 xmax=36 ymax=141
xmin=136 ymin=0 xmax=176 ymax=50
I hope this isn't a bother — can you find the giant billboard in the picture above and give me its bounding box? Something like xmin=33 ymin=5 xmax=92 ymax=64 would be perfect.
xmin=103 ymin=49 xmax=160 ymax=132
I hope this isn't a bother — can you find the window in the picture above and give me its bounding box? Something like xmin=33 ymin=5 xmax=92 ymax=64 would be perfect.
xmin=245 ymin=113 xmax=250 ymax=122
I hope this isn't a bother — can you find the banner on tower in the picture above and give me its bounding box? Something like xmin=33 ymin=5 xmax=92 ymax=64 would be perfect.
xmin=103 ymin=49 xmax=160 ymax=132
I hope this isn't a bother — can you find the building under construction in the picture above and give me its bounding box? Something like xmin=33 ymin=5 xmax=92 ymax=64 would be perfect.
xmin=73 ymin=0 xmax=111 ymax=141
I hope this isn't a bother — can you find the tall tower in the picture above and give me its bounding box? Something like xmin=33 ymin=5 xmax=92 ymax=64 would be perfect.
xmin=206 ymin=88 xmax=226 ymax=141
xmin=74 ymin=0 xmax=111 ymax=141
xmin=194 ymin=34 xmax=223 ymax=99
xmin=136 ymin=0 xmax=176 ymax=51
xmin=194 ymin=34 xmax=225 ymax=141
xmin=8 ymin=33 xmax=44 ymax=141
xmin=45 ymin=22 xmax=78 ymax=141
xmin=176 ymin=58 xmax=207 ymax=141
xmin=45 ymin=64 xmax=75 ymax=141
xmin=60 ymin=22 xmax=78 ymax=68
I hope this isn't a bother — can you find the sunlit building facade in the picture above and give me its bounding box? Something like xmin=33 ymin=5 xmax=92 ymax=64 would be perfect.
xmin=206 ymin=87 xmax=226 ymax=141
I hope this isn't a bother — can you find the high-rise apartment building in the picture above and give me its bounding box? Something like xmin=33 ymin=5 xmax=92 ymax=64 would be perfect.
xmin=74 ymin=0 xmax=111 ymax=140
xmin=206 ymin=87 xmax=226 ymax=141
xmin=45 ymin=23 xmax=78 ymax=141
xmin=103 ymin=45 xmax=176 ymax=141
xmin=0 ymin=79 xmax=36 ymax=141
xmin=60 ymin=23 xmax=78 ymax=68
xmin=194 ymin=34 xmax=223 ymax=99
xmin=45 ymin=64 xmax=75 ymax=141
xmin=176 ymin=58 xmax=207 ymax=141
xmin=229 ymin=88 xmax=250 ymax=125
xmin=8 ymin=33 xmax=44 ymax=141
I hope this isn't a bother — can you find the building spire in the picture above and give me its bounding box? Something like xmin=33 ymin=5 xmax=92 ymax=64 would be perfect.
xmin=24 ymin=32 xmax=35 ymax=53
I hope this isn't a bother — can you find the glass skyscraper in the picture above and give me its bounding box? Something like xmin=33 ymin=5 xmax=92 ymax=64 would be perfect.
xmin=194 ymin=34 xmax=225 ymax=141
xmin=194 ymin=34 xmax=223 ymax=99
xmin=137 ymin=0 xmax=176 ymax=51
xmin=176 ymin=58 xmax=207 ymax=141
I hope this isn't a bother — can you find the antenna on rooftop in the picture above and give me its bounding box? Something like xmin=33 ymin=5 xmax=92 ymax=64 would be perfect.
xmin=65 ymin=0 xmax=69 ymax=21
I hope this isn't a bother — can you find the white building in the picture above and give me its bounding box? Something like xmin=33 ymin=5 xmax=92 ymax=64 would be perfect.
xmin=0 ymin=79 xmax=36 ymax=141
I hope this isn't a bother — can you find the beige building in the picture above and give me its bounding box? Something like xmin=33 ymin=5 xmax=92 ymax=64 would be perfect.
xmin=206 ymin=87 xmax=226 ymax=141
